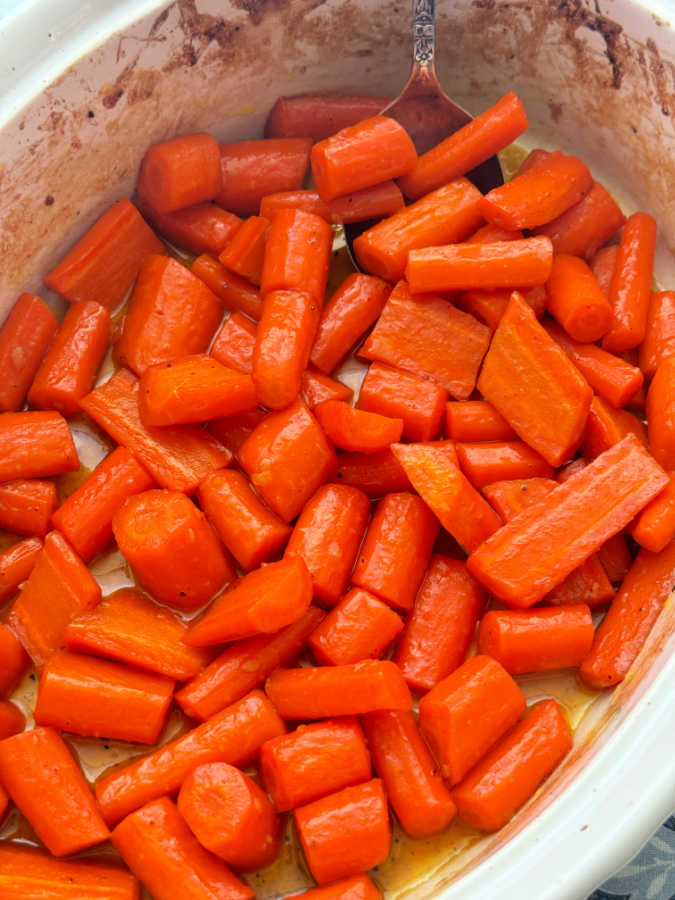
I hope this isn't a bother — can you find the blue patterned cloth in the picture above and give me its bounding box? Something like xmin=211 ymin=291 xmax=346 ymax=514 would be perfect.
xmin=589 ymin=817 xmax=675 ymax=900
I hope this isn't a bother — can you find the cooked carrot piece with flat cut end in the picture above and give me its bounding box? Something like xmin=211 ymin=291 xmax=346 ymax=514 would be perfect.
xmin=191 ymin=253 xmax=263 ymax=321
xmin=139 ymin=200 xmax=242 ymax=257
xmin=113 ymin=489 xmax=235 ymax=612
xmin=265 ymin=93 xmax=390 ymax=140
xmin=0 ymin=293 xmax=58 ymax=412
xmin=647 ymin=355 xmax=675 ymax=470
xmin=334 ymin=447 xmax=412 ymax=498
xmin=219 ymin=215 xmax=270 ymax=286
xmin=360 ymin=280 xmax=491 ymax=400
xmin=0 ymin=480 xmax=57 ymax=537
xmin=466 ymin=434 xmax=668 ymax=608
xmin=259 ymin=717 xmax=371 ymax=813
xmin=360 ymin=362 xmax=447 ymax=442
xmin=482 ymin=476 xmax=557 ymax=521
xmin=545 ymin=253 xmax=613 ymax=342
xmin=294 ymin=779 xmax=391 ymax=885
xmin=45 ymin=199 xmax=166 ymax=310
xmin=0 ymin=726 xmax=109 ymax=856
xmin=112 ymin=797 xmax=253 ymax=900
xmin=209 ymin=408 xmax=267 ymax=459
xmin=308 ymin=587 xmax=403 ymax=665
xmin=0 ymin=622 xmax=30 ymax=697
xmin=534 ymin=179 xmax=626 ymax=259
xmin=418 ymin=654 xmax=526 ymax=786
xmin=455 ymin=441 xmax=554 ymax=489
xmin=210 ymin=311 xmax=257 ymax=373
xmin=260 ymin=208 xmax=333 ymax=304
xmin=291 ymin=876 xmax=382 ymax=900
xmin=632 ymin=473 xmax=675 ymax=553
xmin=590 ymin=243 xmax=619 ymax=296
xmin=260 ymin=182 xmax=404 ymax=225
xmin=445 ymin=400 xmax=516 ymax=442
xmin=457 ymin=284 xmax=547 ymax=330
xmin=315 ymin=399 xmax=404 ymax=454
xmin=300 ymin=369 xmax=353 ymax=408
xmin=0 ymin=410 xmax=79 ymax=482
xmin=0 ymin=534 xmax=44 ymax=603
xmin=583 ymin=394 xmax=648 ymax=460
xmin=0 ymin=700 xmax=25 ymax=740
xmin=597 ymin=533 xmax=633 ymax=584
xmin=452 ymin=699 xmax=572 ymax=832
xmin=137 ymin=133 xmax=222 ymax=214
xmin=639 ymin=291 xmax=675 ymax=378
xmin=466 ymin=223 xmax=525 ymax=243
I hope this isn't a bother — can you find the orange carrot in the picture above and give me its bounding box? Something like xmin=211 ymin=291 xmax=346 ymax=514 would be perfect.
xmin=455 ymin=441 xmax=554 ymax=489
xmin=300 ymin=368 xmax=353 ymax=408
xmin=359 ymin=363 xmax=447 ymax=442
xmin=0 ymin=410 xmax=79 ymax=482
xmin=209 ymin=407 xmax=267 ymax=458
xmin=0 ymin=622 xmax=30 ymax=697
xmin=640 ymin=291 xmax=675 ymax=378
xmin=0 ymin=788 xmax=7 ymax=821
xmin=139 ymin=200 xmax=242 ymax=257
xmin=591 ymin=244 xmax=619 ymax=296
xmin=445 ymin=400 xmax=516 ymax=442
xmin=0 ymin=479 xmax=57 ymax=537
xmin=333 ymin=447 xmax=412 ymax=497
xmin=452 ymin=699 xmax=572 ymax=832
xmin=191 ymin=253 xmax=263 ymax=320
xmin=482 ymin=476 xmax=557 ymax=521
xmin=0 ymin=700 xmax=25 ymax=740
xmin=632 ymin=473 xmax=675 ymax=553
xmin=210 ymin=311 xmax=257 ymax=373
xmin=533 ymin=180 xmax=626 ymax=258
xmin=265 ymin=93 xmax=390 ymax=140
xmin=584 ymin=394 xmax=647 ymax=460
xmin=0 ymin=726 xmax=109 ymax=855
xmin=597 ymin=533 xmax=633 ymax=584
xmin=466 ymin=223 xmax=524 ymax=243
xmin=137 ymin=133 xmax=222 ymax=213
xmin=308 ymin=587 xmax=403 ymax=665
xmin=218 ymin=215 xmax=269 ymax=285
xmin=545 ymin=253 xmax=613 ymax=342
xmin=647 ymin=356 xmax=675 ymax=469
xmin=45 ymin=199 xmax=166 ymax=309
xmin=456 ymin=284 xmax=547 ymax=330
xmin=0 ymin=293 xmax=58 ymax=412
xmin=260 ymin=208 xmax=333 ymax=303
xmin=315 ymin=399 xmax=404 ymax=453
xmin=260 ymin=182 xmax=405 ymax=224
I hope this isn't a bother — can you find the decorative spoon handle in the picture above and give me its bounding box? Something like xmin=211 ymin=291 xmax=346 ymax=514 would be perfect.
xmin=413 ymin=0 xmax=435 ymax=68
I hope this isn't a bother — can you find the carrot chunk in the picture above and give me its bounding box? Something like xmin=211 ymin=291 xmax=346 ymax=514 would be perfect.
xmin=0 ymin=480 xmax=57 ymax=537
xmin=191 ymin=253 xmax=263 ymax=321
xmin=209 ymin=408 xmax=267 ymax=458
xmin=597 ymin=533 xmax=633 ymax=584
xmin=137 ymin=133 xmax=222 ymax=214
xmin=445 ymin=400 xmax=516 ymax=442
xmin=632 ymin=473 xmax=675 ymax=553
xmin=265 ymin=93 xmax=390 ymax=140
xmin=260 ymin=182 xmax=405 ymax=225
xmin=0 ymin=623 xmax=30 ymax=697
xmin=300 ymin=369 xmax=353 ymax=408
xmin=260 ymin=208 xmax=333 ymax=304
xmin=334 ymin=448 xmax=412 ymax=498
xmin=455 ymin=441 xmax=554 ymax=489
xmin=309 ymin=588 xmax=403 ymax=665
xmin=0 ymin=293 xmax=58 ymax=412
xmin=0 ymin=537 xmax=43 ymax=607
xmin=639 ymin=290 xmax=675 ymax=378
xmin=291 ymin=876 xmax=382 ymax=900
xmin=0 ymin=410 xmax=79 ymax=482
xmin=315 ymin=399 xmax=404 ymax=454
xmin=360 ymin=362 xmax=447 ymax=442
xmin=139 ymin=200 xmax=242 ymax=257
xmin=533 ymin=179 xmax=626 ymax=258
xmin=456 ymin=284 xmax=547 ymax=330
xmin=583 ymin=395 xmax=647 ymax=460
xmin=210 ymin=311 xmax=257 ymax=372
xmin=646 ymin=355 xmax=675 ymax=469
xmin=0 ymin=700 xmax=25 ymax=740
xmin=218 ymin=215 xmax=269 ymax=285
xmin=545 ymin=253 xmax=613 ymax=342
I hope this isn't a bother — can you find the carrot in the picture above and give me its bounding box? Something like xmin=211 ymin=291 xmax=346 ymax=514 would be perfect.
xmin=0 ymin=623 xmax=30 ymax=697
xmin=590 ymin=243 xmax=619 ymax=296
xmin=300 ymin=368 xmax=353 ymax=408
xmin=8 ymin=530 xmax=101 ymax=667
xmin=219 ymin=215 xmax=269 ymax=285
xmin=51 ymin=446 xmax=154 ymax=563
xmin=359 ymin=363 xmax=447 ymax=442
xmin=260 ymin=208 xmax=333 ymax=303
xmin=0 ymin=843 xmax=140 ymax=900
xmin=308 ymin=587 xmax=403 ymax=665
xmin=261 ymin=182 xmax=404 ymax=224
xmin=0 ymin=700 xmax=25 ymax=740
xmin=175 ymin=607 xmax=324 ymax=722
xmin=198 ymin=468 xmax=291 ymax=572
xmin=0 ymin=293 xmax=58 ymax=412
xmin=80 ymin=368 xmax=231 ymax=493
xmin=466 ymin=223 xmax=524 ymax=243
xmin=482 ymin=477 xmax=555 ymax=519
xmin=544 ymin=319 xmax=644 ymax=409
xmin=452 ymin=699 xmax=572 ymax=832
xmin=353 ymin=178 xmax=483 ymax=282
xmin=95 ymin=689 xmax=285 ymax=826
xmin=362 ymin=710 xmax=456 ymax=838
xmin=351 ymin=491 xmax=438 ymax=611
xmin=139 ymin=200 xmax=241 ymax=257
xmin=584 ymin=393 xmax=648 ymax=460
xmin=360 ymin=280 xmax=491 ymax=400
xmin=253 ymin=289 xmax=320 ymax=409
xmin=639 ymin=291 xmax=675 ymax=378
xmin=0 ymin=410 xmax=79 ymax=482
xmin=647 ymin=355 xmax=675 ymax=469
xmin=45 ymin=199 xmax=166 ymax=310
xmin=34 ymin=649 xmax=174 ymax=744
xmin=545 ymin=253 xmax=613 ymax=342
xmin=216 ymin=138 xmax=312 ymax=216
xmin=418 ymin=654 xmax=526 ymax=785
xmin=284 ymin=483 xmax=370 ymax=607
xmin=63 ymin=587 xmax=212 ymax=681
xmin=467 ymin=434 xmax=668 ymax=608
xmin=456 ymin=284 xmax=547 ymax=330
xmin=455 ymin=441 xmax=554 ymax=489
xmin=210 ymin=310 xmax=256 ymax=373
xmin=534 ymin=180 xmax=626 ymax=259
xmin=334 ymin=447 xmax=412 ymax=498
xmin=183 ymin=557 xmax=312 ymax=646
xmin=264 ymin=94 xmax=390 ymax=140
xmin=390 ymin=443 xmax=502 ymax=553
xmin=178 ymin=762 xmax=280 ymax=871
xmin=115 ymin=255 xmax=223 ymax=376
xmin=597 ymin=533 xmax=633 ymax=584
xmin=137 ymin=133 xmax=222 ymax=214
xmin=259 ymin=717 xmax=371 ymax=813
xmin=445 ymin=400 xmax=516 ymax=442
xmin=209 ymin=408 xmax=267 ymax=458
xmin=111 ymin=797 xmax=253 ymax=900
xmin=0 ymin=726 xmax=109 ymax=855
xmin=632 ymin=473 xmax=675 ymax=553
xmin=238 ymin=399 xmax=337 ymax=522
xmin=290 ymin=875 xmax=383 ymax=900
xmin=266 ymin=659 xmax=411 ymax=719
xmin=191 ymin=253 xmax=263 ymax=320
xmin=0 ymin=479 xmax=57 ymax=537
xmin=481 ymin=151 xmax=593 ymax=230
xmin=602 ymin=212 xmax=657 ymax=352
xmin=315 ymin=399 xmax=403 ymax=454
xmin=112 ymin=489 xmax=235 ymax=611
xmin=294 ymin=779 xmax=390 ymax=885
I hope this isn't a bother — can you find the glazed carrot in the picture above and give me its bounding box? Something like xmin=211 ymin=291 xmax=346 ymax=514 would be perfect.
xmin=210 ymin=311 xmax=256 ymax=372
xmin=34 ymin=649 xmax=174 ymax=744
xmin=315 ymin=399 xmax=403 ymax=453
xmin=266 ymin=660 xmax=411 ymax=719
xmin=534 ymin=180 xmax=626 ymax=258
xmin=294 ymin=779 xmax=390 ymax=884
xmin=597 ymin=533 xmax=633 ymax=584
xmin=259 ymin=717 xmax=371 ymax=812
xmin=478 ymin=292 xmax=592 ymax=466
xmin=178 ymin=762 xmax=280 ymax=871
xmin=351 ymin=491 xmax=438 ymax=611
xmin=260 ymin=208 xmax=333 ymax=303
xmin=0 ymin=788 xmax=7 ymax=821
xmin=602 ymin=212 xmax=657 ymax=352
xmin=457 ymin=284 xmax=547 ymax=330
xmin=209 ymin=408 xmax=267 ymax=458
xmin=0 ymin=843 xmax=139 ymax=900
xmin=362 ymin=710 xmax=456 ymax=838
xmin=360 ymin=280 xmax=491 ymax=400
xmin=466 ymin=223 xmax=524 ymax=243
xmin=300 ymin=369 xmax=353 ymax=408
xmin=219 ymin=215 xmax=269 ymax=285
xmin=309 ymin=588 xmax=403 ymax=665
xmin=445 ymin=401 xmax=516 ymax=442
xmin=0 ymin=410 xmax=79 ymax=482
xmin=175 ymin=606 xmax=324 ymax=722
xmin=455 ymin=441 xmax=554 ymax=489
xmin=216 ymin=138 xmax=312 ymax=216
xmin=482 ymin=476 xmax=555 ymax=520
xmin=0 ymin=726 xmax=109 ymax=855
xmin=63 ymin=588 xmax=212 ymax=681
xmin=466 ymin=434 xmax=668 ymax=608
xmin=45 ymin=199 xmax=166 ymax=309
xmin=191 ymin=253 xmax=263 ymax=320
xmin=8 ymin=530 xmax=101 ymax=667
xmin=453 ymin=699 xmax=572 ymax=832
xmin=0 ymin=293 xmax=57 ymax=412
xmin=647 ymin=356 xmax=675 ymax=469
xmin=265 ymin=94 xmax=390 ymax=140
xmin=0 ymin=479 xmax=57 ymax=536
xmin=390 ymin=443 xmax=502 ymax=553
xmin=590 ymin=243 xmax=619 ymax=296
xmin=138 ymin=133 xmax=222 ymax=213
xmin=184 ymin=557 xmax=312 ymax=646
xmin=359 ymin=363 xmax=447 ymax=442
xmin=354 ymin=178 xmax=483 ymax=282
xmin=96 ymin=690 xmax=285 ymax=826
xmin=139 ymin=201 xmax=242 ymax=257
xmin=253 ymin=289 xmax=320 ymax=409
xmin=584 ymin=393 xmax=648 ymax=460
xmin=0 ymin=700 xmax=24 ymax=740
xmin=111 ymin=797 xmax=253 ymax=900
xmin=640 ymin=291 xmax=675 ymax=378
xmin=238 ymin=399 xmax=337 ymax=522
xmin=198 ymin=468 xmax=291 ymax=571
xmin=545 ymin=253 xmax=613 ymax=342
xmin=544 ymin=319 xmax=643 ymax=408
xmin=113 ymin=489 xmax=235 ymax=611
xmin=80 ymin=368 xmax=232 ymax=493
xmin=0 ymin=623 xmax=30 ymax=697
xmin=260 ymin=182 xmax=404 ymax=224
xmin=115 ymin=255 xmax=223 ymax=376
xmin=418 ymin=655 xmax=526 ymax=785
xmin=288 ymin=876 xmax=382 ymax=900
xmin=334 ymin=447 xmax=412 ymax=497
xmin=632 ymin=473 xmax=675 ymax=553
xmin=312 ymin=116 xmax=416 ymax=201
xmin=481 ymin=151 xmax=593 ymax=230
xmin=51 ymin=446 xmax=154 ymax=562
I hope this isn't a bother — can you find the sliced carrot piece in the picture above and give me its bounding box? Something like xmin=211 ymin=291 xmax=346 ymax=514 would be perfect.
xmin=334 ymin=447 xmax=412 ymax=497
xmin=533 ymin=178 xmax=626 ymax=258
xmin=218 ymin=215 xmax=269 ymax=285
xmin=639 ymin=290 xmax=675 ymax=378
xmin=0 ymin=410 xmax=79 ymax=482
xmin=265 ymin=93 xmax=390 ymax=140
xmin=315 ymin=399 xmax=403 ymax=453
xmin=0 ymin=700 xmax=25 ymax=740
xmin=445 ymin=400 xmax=516 ymax=442
xmin=191 ymin=253 xmax=263 ymax=320
xmin=647 ymin=355 xmax=675 ymax=469
xmin=260 ymin=208 xmax=333 ymax=303
xmin=216 ymin=138 xmax=311 ymax=216
xmin=208 ymin=408 xmax=267 ymax=458
xmin=210 ymin=310 xmax=256 ymax=373
xmin=300 ymin=369 xmax=353 ymax=408
xmin=597 ymin=533 xmax=633 ymax=584
xmin=0 ymin=293 xmax=57 ymax=412
xmin=308 ymin=587 xmax=403 ymax=665
xmin=456 ymin=284 xmax=547 ymax=330
xmin=0 ymin=622 xmax=30 ymax=697
xmin=632 ymin=473 xmax=675 ymax=553
xmin=359 ymin=362 xmax=447 ymax=442
xmin=139 ymin=200 xmax=241 ymax=257
xmin=0 ymin=535 xmax=42 ymax=607
xmin=0 ymin=480 xmax=57 ymax=537
xmin=137 ymin=133 xmax=222 ymax=213
xmin=545 ymin=253 xmax=613 ymax=342
xmin=583 ymin=394 xmax=647 ymax=460
xmin=455 ymin=441 xmax=554 ymax=489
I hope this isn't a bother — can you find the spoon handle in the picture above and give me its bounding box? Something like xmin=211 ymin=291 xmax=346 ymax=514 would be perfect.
xmin=413 ymin=0 xmax=435 ymax=68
